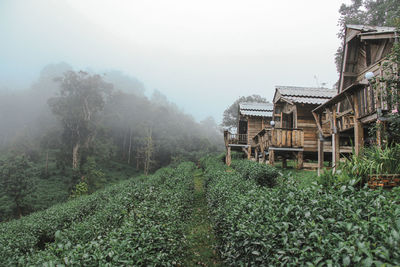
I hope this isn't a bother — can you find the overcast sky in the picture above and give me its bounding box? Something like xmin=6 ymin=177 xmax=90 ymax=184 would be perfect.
xmin=0 ymin=0 xmax=350 ymax=122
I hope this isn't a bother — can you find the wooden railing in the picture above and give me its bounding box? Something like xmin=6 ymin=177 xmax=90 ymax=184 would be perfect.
xmin=254 ymin=128 xmax=304 ymax=148
xmin=224 ymin=130 xmax=248 ymax=146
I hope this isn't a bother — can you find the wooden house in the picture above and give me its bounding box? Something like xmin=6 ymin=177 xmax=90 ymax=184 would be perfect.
xmin=224 ymin=102 xmax=273 ymax=165
xmin=253 ymin=86 xmax=336 ymax=168
xmin=312 ymin=25 xmax=398 ymax=174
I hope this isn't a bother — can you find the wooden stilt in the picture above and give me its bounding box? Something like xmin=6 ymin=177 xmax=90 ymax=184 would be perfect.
xmin=297 ymin=151 xmax=303 ymax=170
xmin=247 ymin=146 xmax=251 ymax=160
xmin=332 ymin=107 xmax=340 ymax=172
xmin=282 ymin=157 xmax=287 ymax=169
xmin=353 ymin=95 xmax=363 ymax=155
xmin=226 ymin=146 xmax=231 ymax=166
xmin=269 ymin=149 xmax=275 ymax=165
xmin=317 ymin=139 xmax=324 ymax=176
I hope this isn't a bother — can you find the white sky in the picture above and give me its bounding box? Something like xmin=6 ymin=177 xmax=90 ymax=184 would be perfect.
xmin=0 ymin=0 xmax=351 ymax=122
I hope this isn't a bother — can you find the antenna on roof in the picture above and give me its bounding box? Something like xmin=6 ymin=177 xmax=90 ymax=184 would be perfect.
xmin=314 ymin=75 xmax=320 ymax=88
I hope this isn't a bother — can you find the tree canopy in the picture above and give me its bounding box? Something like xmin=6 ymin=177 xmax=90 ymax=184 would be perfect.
xmin=221 ymin=95 xmax=267 ymax=130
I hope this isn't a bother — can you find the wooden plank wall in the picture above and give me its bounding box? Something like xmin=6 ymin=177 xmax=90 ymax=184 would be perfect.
xmin=247 ymin=116 xmax=263 ymax=145
xmin=297 ymin=104 xmax=320 ymax=152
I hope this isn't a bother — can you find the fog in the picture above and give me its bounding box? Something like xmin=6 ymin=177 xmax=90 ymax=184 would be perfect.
xmin=0 ymin=0 xmax=350 ymax=122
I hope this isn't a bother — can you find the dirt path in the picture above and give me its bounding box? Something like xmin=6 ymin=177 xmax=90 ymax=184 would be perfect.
xmin=183 ymin=169 xmax=222 ymax=266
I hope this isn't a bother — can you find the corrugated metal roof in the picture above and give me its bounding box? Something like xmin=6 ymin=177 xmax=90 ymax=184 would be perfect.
xmin=241 ymin=110 xmax=273 ymax=117
xmin=347 ymin=24 xmax=396 ymax=33
xmin=276 ymin=86 xmax=337 ymax=98
xmin=239 ymin=102 xmax=273 ymax=111
xmin=284 ymin=96 xmax=331 ymax=105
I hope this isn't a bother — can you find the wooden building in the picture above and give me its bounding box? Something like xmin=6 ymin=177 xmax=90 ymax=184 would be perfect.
xmin=253 ymin=86 xmax=336 ymax=168
xmin=312 ymin=25 xmax=398 ymax=174
xmin=224 ymin=102 xmax=273 ymax=165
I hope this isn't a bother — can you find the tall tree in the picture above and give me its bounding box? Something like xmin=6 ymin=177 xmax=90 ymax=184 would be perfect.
xmin=222 ymin=95 xmax=267 ymax=130
xmin=48 ymin=71 xmax=112 ymax=169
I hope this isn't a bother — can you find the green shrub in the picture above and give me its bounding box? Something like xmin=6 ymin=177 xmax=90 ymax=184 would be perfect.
xmin=0 ymin=162 xmax=196 ymax=266
xmin=203 ymin=155 xmax=400 ymax=266
xmin=231 ymin=159 xmax=278 ymax=187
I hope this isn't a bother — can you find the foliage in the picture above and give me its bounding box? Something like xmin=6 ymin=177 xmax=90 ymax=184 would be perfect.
xmin=69 ymin=181 xmax=89 ymax=199
xmin=221 ymin=95 xmax=267 ymax=130
xmin=202 ymin=155 xmax=400 ymax=266
xmin=0 ymin=155 xmax=38 ymax=218
xmin=319 ymin=144 xmax=400 ymax=187
xmin=0 ymin=162 xmax=196 ymax=266
xmin=231 ymin=159 xmax=278 ymax=187
xmin=48 ymin=71 xmax=113 ymax=169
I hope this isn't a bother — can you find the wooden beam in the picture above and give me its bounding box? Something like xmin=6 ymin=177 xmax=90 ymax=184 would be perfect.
xmin=317 ymin=138 xmax=324 ymax=176
xmin=332 ymin=107 xmax=340 ymax=172
xmin=353 ymin=92 xmax=363 ymax=155
xmin=242 ymin=147 xmax=249 ymax=157
xmin=360 ymin=33 xmax=395 ymax=41
xmin=312 ymin=111 xmax=324 ymax=135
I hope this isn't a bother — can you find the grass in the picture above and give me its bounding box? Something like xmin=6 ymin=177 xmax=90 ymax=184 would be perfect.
xmin=273 ymin=160 xmax=319 ymax=188
xmin=183 ymin=169 xmax=222 ymax=266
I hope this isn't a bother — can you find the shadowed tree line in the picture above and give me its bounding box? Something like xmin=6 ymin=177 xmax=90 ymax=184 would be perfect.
xmin=0 ymin=63 xmax=223 ymax=221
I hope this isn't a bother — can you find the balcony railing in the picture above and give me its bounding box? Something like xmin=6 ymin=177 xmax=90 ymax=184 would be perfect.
xmin=254 ymin=128 xmax=304 ymax=148
xmin=224 ymin=131 xmax=248 ymax=146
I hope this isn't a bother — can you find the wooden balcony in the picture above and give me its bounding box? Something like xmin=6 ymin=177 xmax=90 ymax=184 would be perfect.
xmin=254 ymin=128 xmax=304 ymax=149
xmin=224 ymin=130 xmax=248 ymax=146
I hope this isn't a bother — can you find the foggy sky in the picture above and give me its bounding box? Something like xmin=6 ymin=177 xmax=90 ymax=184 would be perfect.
xmin=0 ymin=0 xmax=350 ymax=122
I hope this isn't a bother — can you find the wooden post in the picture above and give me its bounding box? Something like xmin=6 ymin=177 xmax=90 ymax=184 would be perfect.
xmin=247 ymin=146 xmax=251 ymax=160
xmin=297 ymin=151 xmax=303 ymax=170
xmin=255 ymin=149 xmax=258 ymax=162
xmin=282 ymin=157 xmax=287 ymax=168
xmin=353 ymin=94 xmax=364 ymax=154
xmin=317 ymin=138 xmax=324 ymax=176
xmin=226 ymin=146 xmax=231 ymax=166
xmin=332 ymin=106 xmax=340 ymax=172
xmin=269 ymin=149 xmax=275 ymax=165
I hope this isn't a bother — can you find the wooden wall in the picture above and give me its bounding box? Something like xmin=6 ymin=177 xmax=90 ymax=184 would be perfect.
xmin=247 ymin=116 xmax=271 ymax=145
xmin=296 ymin=104 xmax=320 ymax=152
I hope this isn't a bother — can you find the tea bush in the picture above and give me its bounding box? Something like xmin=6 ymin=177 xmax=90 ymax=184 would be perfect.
xmin=203 ymin=156 xmax=400 ymax=266
xmin=0 ymin=162 xmax=195 ymax=266
xmin=231 ymin=159 xmax=278 ymax=187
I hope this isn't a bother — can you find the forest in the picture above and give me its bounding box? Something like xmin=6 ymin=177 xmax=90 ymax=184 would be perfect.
xmin=0 ymin=63 xmax=223 ymax=221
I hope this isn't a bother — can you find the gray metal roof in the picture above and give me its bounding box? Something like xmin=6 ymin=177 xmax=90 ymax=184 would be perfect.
xmin=274 ymin=86 xmax=336 ymax=105
xmin=276 ymin=86 xmax=337 ymax=98
xmin=239 ymin=102 xmax=273 ymax=117
xmin=284 ymin=96 xmax=330 ymax=105
xmin=347 ymin=24 xmax=396 ymax=33
xmin=239 ymin=102 xmax=273 ymax=111
xmin=241 ymin=110 xmax=273 ymax=117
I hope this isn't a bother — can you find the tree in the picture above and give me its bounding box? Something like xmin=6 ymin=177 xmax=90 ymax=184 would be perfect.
xmin=48 ymin=71 xmax=112 ymax=169
xmin=335 ymin=0 xmax=400 ymax=72
xmin=221 ymin=95 xmax=267 ymax=130
xmin=0 ymin=155 xmax=37 ymax=218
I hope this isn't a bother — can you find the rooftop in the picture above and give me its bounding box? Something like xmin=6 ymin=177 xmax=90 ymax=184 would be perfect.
xmin=275 ymin=86 xmax=337 ymax=105
xmin=239 ymin=102 xmax=273 ymax=117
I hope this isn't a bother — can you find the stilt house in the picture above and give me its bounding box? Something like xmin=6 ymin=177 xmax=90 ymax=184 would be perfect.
xmin=312 ymin=25 xmax=398 ymax=174
xmin=224 ymin=102 xmax=273 ymax=165
xmin=253 ymin=86 xmax=336 ymax=168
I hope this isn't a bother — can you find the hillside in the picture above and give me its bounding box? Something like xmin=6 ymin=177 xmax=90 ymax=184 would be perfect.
xmin=2 ymin=155 xmax=400 ymax=265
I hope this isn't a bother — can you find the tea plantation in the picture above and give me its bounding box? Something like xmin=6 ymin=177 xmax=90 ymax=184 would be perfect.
xmin=2 ymin=156 xmax=400 ymax=266
xmin=201 ymin=156 xmax=400 ymax=266
xmin=0 ymin=162 xmax=196 ymax=266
